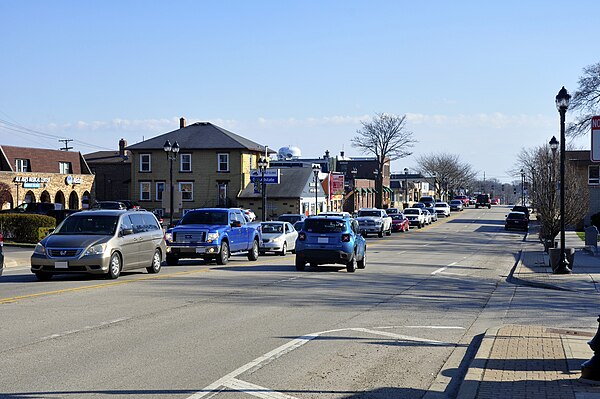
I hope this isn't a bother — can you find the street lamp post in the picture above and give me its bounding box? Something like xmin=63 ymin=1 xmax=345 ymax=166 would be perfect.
xmin=432 ymin=172 xmax=437 ymax=200
xmin=312 ymin=164 xmax=321 ymax=215
xmin=403 ymin=168 xmax=409 ymax=208
xmin=163 ymin=140 xmax=180 ymax=227
xmin=520 ymin=169 xmax=525 ymax=206
xmin=549 ymin=136 xmax=558 ymax=229
xmin=257 ymin=156 xmax=269 ymax=221
xmin=555 ymin=86 xmax=572 ymax=274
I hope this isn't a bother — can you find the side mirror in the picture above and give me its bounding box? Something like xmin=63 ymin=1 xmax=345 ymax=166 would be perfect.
xmin=121 ymin=228 xmax=134 ymax=236
xmin=231 ymin=220 xmax=242 ymax=228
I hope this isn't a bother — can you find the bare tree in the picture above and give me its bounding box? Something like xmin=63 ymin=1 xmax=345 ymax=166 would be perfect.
xmin=515 ymin=144 xmax=588 ymax=246
xmin=567 ymin=61 xmax=600 ymax=137
xmin=0 ymin=181 xmax=12 ymax=208
xmin=352 ymin=113 xmax=416 ymax=208
xmin=414 ymin=153 xmax=477 ymax=200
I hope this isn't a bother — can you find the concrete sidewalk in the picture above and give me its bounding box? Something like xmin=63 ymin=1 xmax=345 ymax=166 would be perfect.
xmin=458 ymin=231 xmax=600 ymax=398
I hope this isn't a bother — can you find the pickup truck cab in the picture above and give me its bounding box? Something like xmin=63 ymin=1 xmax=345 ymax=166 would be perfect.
xmin=356 ymin=208 xmax=392 ymax=238
xmin=164 ymin=208 xmax=261 ymax=265
xmin=403 ymin=208 xmax=426 ymax=228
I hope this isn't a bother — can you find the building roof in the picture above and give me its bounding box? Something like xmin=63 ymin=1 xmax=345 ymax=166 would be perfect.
xmin=0 ymin=145 xmax=91 ymax=174
xmin=84 ymin=150 xmax=131 ymax=164
xmin=238 ymin=167 xmax=316 ymax=199
xmin=125 ymin=122 xmax=266 ymax=152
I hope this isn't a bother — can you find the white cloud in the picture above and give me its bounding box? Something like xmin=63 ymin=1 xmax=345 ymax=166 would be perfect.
xmin=406 ymin=112 xmax=555 ymax=129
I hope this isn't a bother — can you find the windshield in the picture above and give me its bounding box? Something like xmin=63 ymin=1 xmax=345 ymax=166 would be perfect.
xmin=304 ymin=219 xmax=347 ymax=233
xmin=358 ymin=210 xmax=380 ymax=217
xmin=434 ymin=203 xmax=447 ymax=208
xmin=404 ymin=209 xmax=419 ymax=215
xmin=180 ymin=210 xmax=228 ymax=225
xmin=261 ymin=223 xmax=284 ymax=234
xmin=54 ymin=215 xmax=119 ymax=235
xmin=391 ymin=215 xmax=405 ymax=220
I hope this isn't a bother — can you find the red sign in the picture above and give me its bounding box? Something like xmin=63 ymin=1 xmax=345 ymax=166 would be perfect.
xmin=329 ymin=173 xmax=345 ymax=197
xmin=592 ymin=116 xmax=600 ymax=162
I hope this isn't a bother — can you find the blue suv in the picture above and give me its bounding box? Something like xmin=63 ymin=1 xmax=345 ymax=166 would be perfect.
xmin=295 ymin=216 xmax=366 ymax=272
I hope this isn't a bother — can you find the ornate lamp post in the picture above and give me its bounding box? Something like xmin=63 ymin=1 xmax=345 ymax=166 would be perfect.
xmin=432 ymin=172 xmax=437 ymax=200
xmin=403 ymin=168 xmax=409 ymax=207
xmin=312 ymin=164 xmax=321 ymax=215
xmin=520 ymin=169 xmax=525 ymax=206
xmin=555 ymin=86 xmax=572 ymax=274
xmin=163 ymin=140 xmax=179 ymax=226
xmin=257 ymin=156 xmax=269 ymax=221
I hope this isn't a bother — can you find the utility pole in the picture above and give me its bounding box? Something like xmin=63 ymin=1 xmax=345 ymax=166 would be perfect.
xmin=59 ymin=139 xmax=73 ymax=151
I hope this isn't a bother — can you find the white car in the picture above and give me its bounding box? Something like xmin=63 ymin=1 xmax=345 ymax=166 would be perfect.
xmin=259 ymin=221 xmax=298 ymax=255
xmin=356 ymin=208 xmax=393 ymax=238
xmin=403 ymin=208 xmax=425 ymax=228
xmin=434 ymin=202 xmax=451 ymax=217
xmin=422 ymin=209 xmax=433 ymax=225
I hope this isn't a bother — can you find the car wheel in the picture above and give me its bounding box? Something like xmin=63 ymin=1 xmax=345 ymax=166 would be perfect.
xmin=363 ymin=233 xmax=368 ymax=238
xmin=475 ymin=205 xmax=479 ymax=209
xmin=279 ymin=242 xmax=287 ymax=256
xmin=217 ymin=241 xmax=229 ymax=265
xmin=357 ymin=250 xmax=366 ymax=269
xmin=146 ymin=249 xmax=162 ymax=274
xmin=385 ymin=228 xmax=391 ymax=236
xmin=378 ymin=229 xmax=384 ymax=238
xmin=166 ymin=255 xmax=178 ymax=266
xmin=247 ymin=239 xmax=259 ymax=261
xmin=106 ymin=252 xmax=121 ymax=279
xmin=295 ymin=257 xmax=305 ymax=271
xmin=488 ymin=205 xmax=491 ymax=209
xmin=346 ymin=253 xmax=357 ymax=273
xmin=34 ymin=271 xmax=52 ymax=281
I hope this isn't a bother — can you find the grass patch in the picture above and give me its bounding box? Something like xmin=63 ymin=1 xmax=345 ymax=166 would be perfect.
xmin=576 ymin=231 xmax=600 ymax=242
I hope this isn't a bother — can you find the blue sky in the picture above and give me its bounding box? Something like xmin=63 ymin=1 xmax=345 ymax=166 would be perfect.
xmin=1 ymin=1 xmax=598 ymax=182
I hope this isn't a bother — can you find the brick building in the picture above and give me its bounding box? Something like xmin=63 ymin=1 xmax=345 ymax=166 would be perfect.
xmin=84 ymin=139 xmax=131 ymax=202
xmin=0 ymin=145 xmax=94 ymax=209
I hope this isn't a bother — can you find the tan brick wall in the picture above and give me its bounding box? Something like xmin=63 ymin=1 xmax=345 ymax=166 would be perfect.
xmin=0 ymin=171 xmax=94 ymax=209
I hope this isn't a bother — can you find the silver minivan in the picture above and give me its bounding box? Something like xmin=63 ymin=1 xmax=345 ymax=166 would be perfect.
xmin=31 ymin=209 xmax=166 ymax=280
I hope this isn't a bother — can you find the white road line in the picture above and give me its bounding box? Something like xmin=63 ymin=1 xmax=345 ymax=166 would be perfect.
xmin=448 ymin=262 xmax=458 ymax=266
xmin=39 ymin=318 xmax=130 ymax=341
xmin=438 ymin=271 xmax=467 ymax=276
xmin=186 ymin=327 xmax=456 ymax=399
xmin=402 ymin=326 xmax=465 ymax=330
xmin=431 ymin=267 xmax=447 ymax=275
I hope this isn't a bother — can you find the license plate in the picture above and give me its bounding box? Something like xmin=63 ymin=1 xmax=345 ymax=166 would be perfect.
xmin=195 ymin=247 xmax=205 ymax=254
xmin=317 ymin=237 xmax=328 ymax=244
xmin=55 ymin=261 xmax=68 ymax=269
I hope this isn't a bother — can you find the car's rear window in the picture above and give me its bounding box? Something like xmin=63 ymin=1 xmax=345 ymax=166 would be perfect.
xmin=404 ymin=209 xmax=419 ymax=215
xmin=262 ymin=223 xmax=284 ymax=233
xmin=55 ymin=215 xmax=119 ymax=235
xmin=508 ymin=212 xmax=527 ymax=220
xmin=391 ymin=214 xmax=405 ymax=220
xmin=358 ymin=210 xmax=380 ymax=217
xmin=304 ymin=219 xmax=347 ymax=233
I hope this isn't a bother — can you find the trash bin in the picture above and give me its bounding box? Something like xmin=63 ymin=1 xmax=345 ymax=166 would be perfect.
xmin=549 ymin=247 xmax=575 ymax=271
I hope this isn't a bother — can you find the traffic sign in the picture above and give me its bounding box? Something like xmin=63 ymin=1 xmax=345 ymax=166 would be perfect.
xmin=250 ymin=168 xmax=280 ymax=184
xmin=250 ymin=176 xmax=279 ymax=184
xmin=592 ymin=116 xmax=600 ymax=162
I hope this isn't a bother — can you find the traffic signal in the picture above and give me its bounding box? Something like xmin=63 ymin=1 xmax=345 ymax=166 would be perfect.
xmin=502 ymin=184 xmax=505 ymax=191
xmin=513 ymin=188 xmax=517 ymax=195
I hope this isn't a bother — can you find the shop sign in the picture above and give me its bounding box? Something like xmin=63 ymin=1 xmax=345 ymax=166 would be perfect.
xmin=65 ymin=175 xmax=83 ymax=185
xmin=13 ymin=176 xmax=50 ymax=183
xmin=23 ymin=183 xmax=41 ymax=188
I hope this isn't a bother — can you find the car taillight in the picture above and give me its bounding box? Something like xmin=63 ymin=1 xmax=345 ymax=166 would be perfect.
xmin=0 ymin=232 xmax=3 ymax=246
xmin=298 ymin=232 xmax=306 ymax=241
xmin=341 ymin=234 xmax=351 ymax=242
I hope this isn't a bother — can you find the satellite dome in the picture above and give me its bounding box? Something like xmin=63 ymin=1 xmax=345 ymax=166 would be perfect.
xmin=278 ymin=146 xmax=301 ymax=160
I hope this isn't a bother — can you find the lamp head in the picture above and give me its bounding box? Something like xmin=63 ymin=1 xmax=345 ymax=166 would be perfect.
xmin=549 ymin=136 xmax=559 ymax=153
xmin=163 ymin=140 xmax=172 ymax=153
xmin=555 ymin=86 xmax=571 ymax=111
xmin=171 ymin=141 xmax=180 ymax=154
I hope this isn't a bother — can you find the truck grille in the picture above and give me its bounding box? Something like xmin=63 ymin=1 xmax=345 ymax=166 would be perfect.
xmin=174 ymin=232 xmax=206 ymax=243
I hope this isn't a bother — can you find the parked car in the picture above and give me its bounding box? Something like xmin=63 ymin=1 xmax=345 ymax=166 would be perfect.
xmin=491 ymin=198 xmax=499 ymax=205
xmin=278 ymin=214 xmax=306 ymax=224
xmin=116 ymin=200 xmax=141 ymax=210
xmin=403 ymin=208 xmax=425 ymax=228
xmin=505 ymin=211 xmax=529 ymax=231
xmin=449 ymin=200 xmax=464 ymax=211
xmin=418 ymin=196 xmax=435 ymax=206
xmin=413 ymin=202 xmax=427 ymax=209
xmin=295 ymin=216 xmax=366 ymax=272
xmin=30 ymin=209 xmax=166 ymax=280
xmin=244 ymin=209 xmax=257 ymax=222
xmin=293 ymin=221 xmax=304 ymax=231
xmin=356 ymin=208 xmax=392 ymax=238
xmin=454 ymin=195 xmax=470 ymax=207
xmin=165 ymin=208 xmax=261 ymax=265
xmin=390 ymin=214 xmax=410 ymax=232
xmin=319 ymin=211 xmax=352 ymax=219
xmin=385 ymin=208 xmax=401 ymax=215
xmin=422 ymin=209 xmax=432 ymax=225
xmin=424 ymin=207 xmax=438 ymax=222
xmin=475 ymin=194 xmax=491 ymax=209
xmin=0 ymin=202 xmax=79 ymax=223
xmin=512 ymin=205 xmax=530 ymax=220
xmin=434 ymin=202 xmax=451 ymax=217
xmin=259 ymin=221 xmax=298 ymax=255
xmin=93 ymin=201 xmax=127 ymax=210
xmin=468 ymin=196 xmax=476 ymax=205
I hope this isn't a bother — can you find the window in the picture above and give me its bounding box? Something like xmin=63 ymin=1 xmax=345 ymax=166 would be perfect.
xmin=179 ymin=182 xmax=193 ymax=201
xmin=180 ymin=154 xmax=192 ymax=172
xmin=156 ymin=182 xmax=165 ymax=201
xmin=140 ymin=182 xmax=151 ymax=201
xmin=217 ymin=153 xmax=229 ymax=172
xmin=15 ymin=159 xmax=30 ymax=172
xmin=140 ymin=154 xmax=151 ymax=172
xmin=589 ymin=165 xmax=600 ymax=185
xmin=59 ymin=162 xmax=72 ymax=174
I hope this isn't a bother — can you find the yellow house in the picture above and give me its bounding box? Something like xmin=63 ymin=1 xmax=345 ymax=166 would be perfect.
xmin=126 ymin=119 xmax=268 ymax=219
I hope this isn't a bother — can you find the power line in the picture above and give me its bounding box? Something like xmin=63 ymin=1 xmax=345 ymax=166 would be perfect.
xmin=59 ymin=139 xmax=73 ymax=151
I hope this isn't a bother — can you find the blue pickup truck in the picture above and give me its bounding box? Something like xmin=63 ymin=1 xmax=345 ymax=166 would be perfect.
xmin=164 ymin=208 xmax=261 ymax=265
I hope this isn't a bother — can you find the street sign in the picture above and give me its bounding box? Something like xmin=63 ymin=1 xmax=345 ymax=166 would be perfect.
xmin=250 ymin=168 xmax=280 ymax=184
xmin=592 ymin=116 xmax=600 ymax=162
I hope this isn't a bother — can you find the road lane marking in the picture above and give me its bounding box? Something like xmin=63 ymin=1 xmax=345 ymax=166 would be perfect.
xmin=224 ymin=378 xmax=298 ymax=399
xmin=0 ymin=269 xmax=211 ymax=305
xmin=431 ymin=267 xmax=447 ymax=275
xmin=186 ymin=327 xmax=454 ymax=399
xmin=40 ymin=317 xmax=131 ymax=341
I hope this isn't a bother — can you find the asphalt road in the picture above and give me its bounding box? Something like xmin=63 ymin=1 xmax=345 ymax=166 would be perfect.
xmin=0 ymin=206 xmax=595 ymax=399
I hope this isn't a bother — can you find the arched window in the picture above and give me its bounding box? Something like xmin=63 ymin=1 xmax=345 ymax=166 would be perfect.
xmin=24 ymin=190 xmax=36 ymax=203
xmin=40 ymin=190 xmax=51 ymax=203
xmin=55 ymin=191 xmax=65 ymax=207
xmin=68 ymin=191 xmax=79 ymax=210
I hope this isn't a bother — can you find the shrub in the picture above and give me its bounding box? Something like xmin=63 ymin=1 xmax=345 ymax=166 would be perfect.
xmin=0 ymin=214 xmax=56 ymax=243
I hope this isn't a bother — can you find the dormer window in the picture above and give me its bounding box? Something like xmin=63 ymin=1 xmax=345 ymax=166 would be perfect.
xmin=15 ymin=159 xmax=30 ymax=172
xmin=59 ymin=162 xmax=72 ymax=174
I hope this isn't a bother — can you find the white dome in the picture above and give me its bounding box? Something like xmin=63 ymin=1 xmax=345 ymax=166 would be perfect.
xmin=278 ymin=146 xmax=302 ymax=160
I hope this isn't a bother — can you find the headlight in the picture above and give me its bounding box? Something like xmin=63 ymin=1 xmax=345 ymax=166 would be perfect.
xmin=165 ymin=232 xmax=173 ymax=242
xmin=375 ymin=220 xmax=383 ymax=225
xmin=206 ymin=232 xmax=219 ymax=243
xmin=85 ymin=243 xmax=106 ymax=256
xmin=34 ymin=243 xmax=46 ymax=255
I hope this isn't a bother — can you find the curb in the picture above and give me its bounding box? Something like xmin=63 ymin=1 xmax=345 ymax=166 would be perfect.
xmin=506 ymin=250 xmax=573 ymax=292
xmin=455 ymin=326 xmax=500 ymax=399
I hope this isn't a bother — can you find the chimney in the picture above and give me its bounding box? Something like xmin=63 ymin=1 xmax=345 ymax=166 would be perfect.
xmin=340 ymin=150 xmax=345 ymax=158
xmin=118 ymin=138 xmax=127 ymax=157
xmin=180 ymin=117 xmax=186 ymax=129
